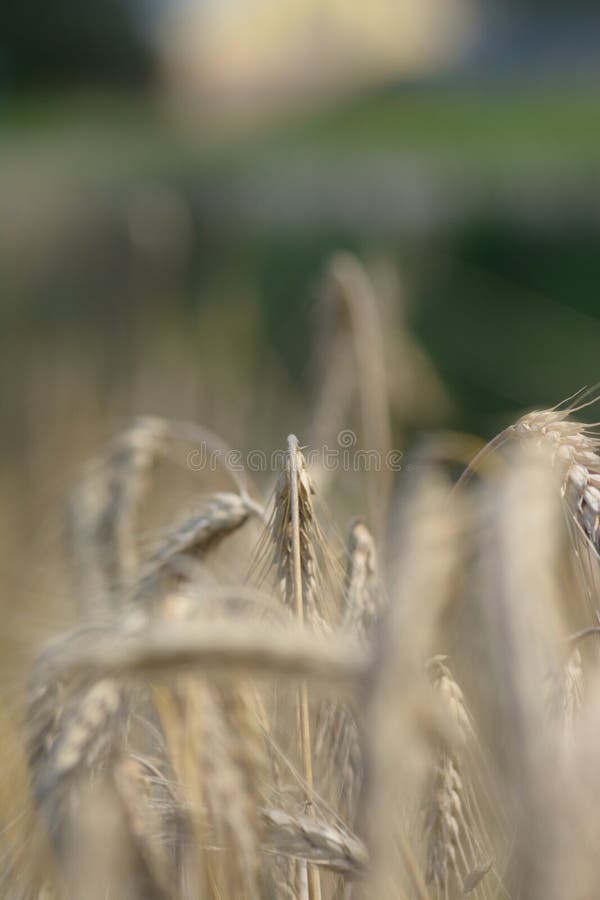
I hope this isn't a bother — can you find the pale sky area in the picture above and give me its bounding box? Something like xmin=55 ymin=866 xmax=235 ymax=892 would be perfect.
xmin=159 ymin=0 xmax=480 ymax=109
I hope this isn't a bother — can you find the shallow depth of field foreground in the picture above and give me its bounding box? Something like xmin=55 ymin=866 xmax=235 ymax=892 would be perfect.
xmin=4 ymin=255 xmax=600 ymax=900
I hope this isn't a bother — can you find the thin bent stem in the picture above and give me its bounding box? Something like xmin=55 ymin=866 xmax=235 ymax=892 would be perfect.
xmin=452 ymin=428 xmax=513 ymax=492
xmin=568 ymin=625 xmax=600 ymax=647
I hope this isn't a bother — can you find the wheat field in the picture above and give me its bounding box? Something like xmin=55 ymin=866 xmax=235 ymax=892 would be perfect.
xmin=2 ymin=253 xmax=600 ymax=900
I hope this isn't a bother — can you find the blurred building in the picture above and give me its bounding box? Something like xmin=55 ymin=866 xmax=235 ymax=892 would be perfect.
xmin=460 ymin=3 xmax=600 ymax=83
xmin=158 ymin=0 xmax=480 ymax=116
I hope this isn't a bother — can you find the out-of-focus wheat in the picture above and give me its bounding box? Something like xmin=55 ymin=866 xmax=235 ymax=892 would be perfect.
xmin=11 ymin=255 xmax=600 ymax=900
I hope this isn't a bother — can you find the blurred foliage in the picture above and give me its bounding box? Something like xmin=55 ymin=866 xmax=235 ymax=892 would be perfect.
xmin=3 ymin=82 xmax=600 ymax=437
xmin=243 ymin=86 xmax=600 ymax=167
xmin=0 ymin=0 xmax=154 ymax=90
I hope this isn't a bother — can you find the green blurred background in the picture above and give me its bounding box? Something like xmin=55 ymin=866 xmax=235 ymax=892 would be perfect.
xmin=2 ymin=0 xmax=600 ymax=467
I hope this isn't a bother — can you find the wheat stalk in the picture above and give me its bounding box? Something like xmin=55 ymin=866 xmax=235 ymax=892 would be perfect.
xmin=47 ymin=616 xmax=367 ymax=687
xmin=477 ymin=444 xmax=566 ymax=900
xmin=284 ymin=435 xmax=321 ymax=900
xmin=362 ymin=471 xmax=464 ymax=900
xmin=196 ymin=684 xmax=264 ymax=899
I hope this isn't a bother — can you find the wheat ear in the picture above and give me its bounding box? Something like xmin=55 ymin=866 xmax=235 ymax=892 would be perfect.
xmin=512 ymin=409 xmax=600 ymax=570
xmin=315 ymin=518 xmax=380 ymax=822
xmin=26 ymin=661 xmax=126 ymax=881
xmin=423 ymin=657 xmax=493 ymax=900
xmin=270 ymin=435 xmax=329 ymax=628
xmin=67 ymin=418 xmax=261 ymax=619
xmin=134 ymin=492 xmax=263 ymax=606
xmin=67 ymin=417 xmax=167 ymax=617
xmin=343 ymin=517 xmax=381 ymax=639
xmin=457 ymin=404 xmax=600 ymax=619
xmin=260 ymin=807 xmax=368 ymax=877
xmin=310 ymin=253 xmax=392 ymax=534
xmin=455 ymin=405 xmax=600 ymax=557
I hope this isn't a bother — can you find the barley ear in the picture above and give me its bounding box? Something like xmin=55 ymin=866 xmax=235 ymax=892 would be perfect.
xmin=66 ymin=418 xmax=167 ymax=618
xmin=310 ymin=253 xmax=392 ymax=535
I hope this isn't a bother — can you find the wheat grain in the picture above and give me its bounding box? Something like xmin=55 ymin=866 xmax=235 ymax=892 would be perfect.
xmin=134 ymin=492 xmax=262 ymax=606
xmin=67 ymin=417 xmax=167 ymax=617
xmin=423 ymin=658 xmax=492 ymax=900
xmin=343 ymin=517 xmax=381 ymax=639
xmin=261 ymin=807 xmax=367 ymax=877
xmin=270 ymin=436 xmax=326 ymax=629
xmin=315 ymin=518 xmax=380 ymax=823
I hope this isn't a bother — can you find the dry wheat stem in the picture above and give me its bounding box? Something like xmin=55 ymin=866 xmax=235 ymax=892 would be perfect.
xmin=481 ymin=447 xmax=565 ymax=899
xmin=112 ymin=755 xmax=173 ymax=898
xmin=48 ymin=617 xmax=369 ymax=689
xmin=363 ymin=473 xmax=461 ymax=900
xmin=286 ymin=434 xmax=321 ymax=900
xmin=567 ymin=625 xmax=600 ymax=645
xmin=198 ymin=685 xmax=263 ymax=899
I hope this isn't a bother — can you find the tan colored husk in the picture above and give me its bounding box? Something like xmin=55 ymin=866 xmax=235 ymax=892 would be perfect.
xmin=423 ymin=657 xmax=493 ymax=900
xmin=270 ymin=436 xmax=329 ymax=630
xmin=478 ymin=445 xmax=567 ymax=900
xmin=260 ymin=807 xmax=367 ymax=877
xmin=133 ymin=492 xmax=262 ymax=606
xmin=310 ymin=253 xmax=392 ymax=534
xmin=46 ymin=615 xmax=368 ymax=687
xmin=314 ymin=518 xmax=380 ymax=823
xmin=67 ymin=417 xmax=167 ymax=617
xmin=362 ymin=470 xmax=465 ymax=900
